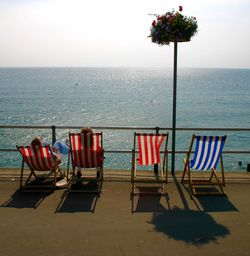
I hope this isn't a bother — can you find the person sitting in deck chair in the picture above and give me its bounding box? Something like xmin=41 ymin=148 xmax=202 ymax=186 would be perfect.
xmin=32 ymin=136 xmax=70 ymax=158
xmin=31 ymin=136 xmax=70 ymax=188
xmin=31 ymin=136 xmax=62 ymax=164
xmin=75 ymin=127 xmax=101 ymax=179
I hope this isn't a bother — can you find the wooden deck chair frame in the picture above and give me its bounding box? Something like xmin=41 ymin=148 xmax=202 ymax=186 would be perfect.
xmin=68 ymin=132 xmax=104 ymax=193
xmin=16 ymin=145 xmax=62 ymax=192
xmin=131 ymin=132 xmax=169 ymax=197
xmin=181 ymin=134 xmax=227 ymax=195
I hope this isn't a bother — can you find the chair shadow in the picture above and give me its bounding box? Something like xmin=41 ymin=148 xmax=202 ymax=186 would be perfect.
xmin=56 ymin=190 xmax=100 ymax=213
xmin=194 ymin=195 xmax=239 ymax=212
xmin=180 ymin=184 xmax=239 ymax=212
xmin=132 ymin=187 xmax=170 ymax=213
xmin=148 ymin=175 xmax=231 ymax=245
xmin=150 ymin=206 xmax=230 ymax=246
xmin=1 ymin=190 xmax=50 ymax=209
xmin=172 ymin=174 xmax=238 ymax=212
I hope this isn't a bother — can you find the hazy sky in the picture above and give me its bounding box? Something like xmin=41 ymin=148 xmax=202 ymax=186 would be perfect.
xmin=1 ymin=0 xmax=250 ymax=68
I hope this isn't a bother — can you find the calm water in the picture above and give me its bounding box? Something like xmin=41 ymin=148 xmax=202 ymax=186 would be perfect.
xmin=0 ymin=67 xmax=250 ymax=171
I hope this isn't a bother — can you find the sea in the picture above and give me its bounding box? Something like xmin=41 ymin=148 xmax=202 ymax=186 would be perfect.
xmin=0 ymin=67 xmax=250 ymax=172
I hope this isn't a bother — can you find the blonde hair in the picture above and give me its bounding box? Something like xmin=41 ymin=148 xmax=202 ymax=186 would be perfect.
xmin=81 ymin=127 xmax=93 ymax=133
xmin=80 ymin=127 xmax=94 ymax=147
xmin=31 ymin=136 xmax=43 ymax=151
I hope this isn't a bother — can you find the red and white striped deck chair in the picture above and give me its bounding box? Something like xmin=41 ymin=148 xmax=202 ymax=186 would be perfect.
xmin=131 ymin=132 xmax=169 ymax=196
xmin=69 ymin=132 xmax=104 ymax=192
xmin=16 ymin=145 xmax=61 ymax=191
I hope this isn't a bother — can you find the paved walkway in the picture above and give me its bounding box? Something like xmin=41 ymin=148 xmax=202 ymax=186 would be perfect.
xmin=0 ymin=174 xmax=250 ymax=256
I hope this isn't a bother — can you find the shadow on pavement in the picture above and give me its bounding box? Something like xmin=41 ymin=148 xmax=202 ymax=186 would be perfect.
xmin=150 ymin=206 xmax=230 ymax=246
xmin=1 ymin=190 xmax=50 ymax=209
xmin=195 ymin=195 xmax=239 ymax=212
xmin=148 ymin=175 xmax=233 ymax=245
xmin=131 ymin=186 xmax=170 ymax=213
xmin=56 ymin=190 xmax=100 ymax=213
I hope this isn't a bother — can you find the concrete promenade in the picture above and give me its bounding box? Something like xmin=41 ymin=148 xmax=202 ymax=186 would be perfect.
xmin=0 ymin=169 xmax=250 ymax=256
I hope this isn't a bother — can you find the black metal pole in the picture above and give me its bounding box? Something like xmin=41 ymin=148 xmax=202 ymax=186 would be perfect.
xmin=51 ymin=125 xmax=56 ymax=145
xmin=171 ymin=41 xmax=178 ymax=174
xmin=154 ymin=127 xmax=160 ymax=174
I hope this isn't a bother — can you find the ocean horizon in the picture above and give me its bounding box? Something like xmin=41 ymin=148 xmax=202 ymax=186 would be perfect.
xmin=1 ymin=67 xmax=250 ymax=171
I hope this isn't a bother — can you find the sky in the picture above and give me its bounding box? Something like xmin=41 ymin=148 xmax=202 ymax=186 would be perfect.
xmin=0 ymin=0 xmax=250 ymax=68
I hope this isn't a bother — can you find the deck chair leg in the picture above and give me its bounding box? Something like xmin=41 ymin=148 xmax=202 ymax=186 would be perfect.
xmin=162 ymin=143 xmax=168 ymax=183
xmin=71 ymin=167 xmax=76 ymax=184
xmin=182 ymin=158 xmax=196 ymax=195
xmin=57 ymin=166 xmax=64 ymax=179
xmin=181 ymin=165 xmax=186 ymax=183
xmin=24 ymin=170 xmax=35 ymax=187
xmin=212 ymin=169 xmax=219 ymax=183
xmin=159 ymin=162 xmax=167 ymax=196
xmin=53 ymin=168 xmax=58 ymax=190
xmin=209 ymin=169 xmax=215 ymax=182
xmin=96 ymin=167 xmax=102 ymax=194
xmin=21 ymin=169 xmax=45 ymax=191
xmin=187 ymin=165 xmax=197 ymax=195
xmin=212 ymin=168 xmax=225 ymax=194
xmin=66 ymin=152 xmax=70 ymax=181
xmin=19 ymin=159 xmax=25 ymax=190
xmin=191 ymin=185 xmax=197 ymax=195
xmin=131 ymin=182 xmax=135 ymax=198
xmin=131 ymin=190 xmax=135 ymax=213
xmin=165 ymin=152 xmax=168 ymax=183
xmin=220 ymin=156 xmax=226 ymax=187
xmin=131 ymin=149 xmax=135 ymax=197
xmin=181 ymin=159 xmax=189 ymax=183
xmin=159 ymin=163 xmax=164 ymax=179
xmin=214 ymin=169 xmax=225 ymax=194
xmin=99 ymin=166 xmax=104 ymax=182
xmin=218 ymin=183 xmax=225 ymax=194
xmin=131 ymin=170 xmax=136 ymax=197
xmin=96 ymin=169 xmax=100 ymax=193
xmin=131 ymin=167 xmax=136 ymax=197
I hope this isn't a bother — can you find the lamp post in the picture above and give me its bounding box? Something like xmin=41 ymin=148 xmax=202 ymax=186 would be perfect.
xmin=172 ymin=41 xmax=178 ymax=174
xmin=149 ymin=7 xmax=198 ymax=174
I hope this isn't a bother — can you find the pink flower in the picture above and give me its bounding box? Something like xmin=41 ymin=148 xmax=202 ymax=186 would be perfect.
xmin=168 ymin=15 xmax=174 ymax=22
xmin=152 ymin=20 xmax=156 ymax=27
xmin=179 ymin=6 xmax=183 ymax=12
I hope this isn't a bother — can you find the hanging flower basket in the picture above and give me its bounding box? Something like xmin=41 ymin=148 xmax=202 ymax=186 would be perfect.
xmin=149 ymin=6 xmax=198 ymax=45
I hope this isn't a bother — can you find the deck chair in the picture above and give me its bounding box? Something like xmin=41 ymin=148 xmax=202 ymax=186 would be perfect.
xmin=68 ymin=132 xmax=104 ymax=193
xmin=131 ymin=132 xmax=168 ymax=197
xmin=16 ymin=145 xmax=62 ymax=192
xmin=181 ymin=135 xmax=227 ymax=195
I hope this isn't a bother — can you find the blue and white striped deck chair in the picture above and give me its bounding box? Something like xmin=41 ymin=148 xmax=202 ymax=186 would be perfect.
xmin=181 ymin=135 xmax=227 ymax=195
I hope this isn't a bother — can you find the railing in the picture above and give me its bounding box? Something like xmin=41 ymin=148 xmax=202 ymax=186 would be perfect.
xmin=1 ymin=125 xmax=250 ymax=173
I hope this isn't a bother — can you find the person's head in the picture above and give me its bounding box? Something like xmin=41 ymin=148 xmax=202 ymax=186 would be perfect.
xmin=81 ymin=127 xmax=93 ymax=134
xmin=80 ymin=127 xmax=93 ymax=147
xmin=31 ymin=136 xmax=43 ymax=151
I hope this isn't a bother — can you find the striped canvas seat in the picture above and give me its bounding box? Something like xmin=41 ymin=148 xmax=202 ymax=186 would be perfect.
xmin=131 ymin=132 xmax=169 ymax=201
xmin=69 ymin=132 xmax=103 ymax=168
xmin=137 ymin=133 xmax=166 ymax=165
xmin=190 ymin=136 xmax=226 ymax=171
xmin=17 ymin=145 xmax=61 ymax=191
xmin=182 ymin=134 xmax=227 ymax=195
xmin=19 ymin=145 xmax=56 ymax=171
